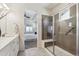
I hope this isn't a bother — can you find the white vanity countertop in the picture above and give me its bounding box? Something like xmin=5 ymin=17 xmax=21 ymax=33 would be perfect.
xmin=0 ymin=34 xmax=19 ymax=50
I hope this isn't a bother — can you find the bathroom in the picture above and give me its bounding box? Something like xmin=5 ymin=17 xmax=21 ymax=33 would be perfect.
xmin=0 ymin=3 xmax=79 ymax=56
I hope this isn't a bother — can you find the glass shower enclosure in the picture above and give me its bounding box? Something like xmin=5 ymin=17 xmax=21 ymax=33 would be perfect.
xmin=42 ymin=4 xmax=79 ymax=56
xmin=54 ymin=5 xmax=76 ymax=56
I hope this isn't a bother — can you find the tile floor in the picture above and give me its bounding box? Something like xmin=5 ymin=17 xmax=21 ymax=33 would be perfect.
xmin=24 ymin=39 xmax=37 ymax=49
xmin=18 ymin=47 xmax=51 ymax=56
xmin=47 ymin=46 xmax=74 ymax=56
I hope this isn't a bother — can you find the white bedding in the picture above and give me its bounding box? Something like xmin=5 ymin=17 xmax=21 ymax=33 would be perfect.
xmin=24 ymin=33 xmax=37 ymax=40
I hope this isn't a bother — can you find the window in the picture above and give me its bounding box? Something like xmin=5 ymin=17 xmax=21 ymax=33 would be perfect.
xmin=26 ymin=26 xmax=33 ymax=33
xmin=60 ymin=10 xmax=70 ymax=21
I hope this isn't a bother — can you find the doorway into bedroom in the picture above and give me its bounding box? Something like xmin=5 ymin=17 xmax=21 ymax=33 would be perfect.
xmin=24 ymin=10 xmax=37 ymax=49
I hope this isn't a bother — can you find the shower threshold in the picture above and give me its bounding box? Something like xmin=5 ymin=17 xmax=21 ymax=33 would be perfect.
xmin=46 ymin=46 xmax=74 ymax=56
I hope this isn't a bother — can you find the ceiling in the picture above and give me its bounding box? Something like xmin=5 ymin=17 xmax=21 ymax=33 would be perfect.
xmin=23 ymin=3 xmax=60 ymax=10
xmin=6 ymin=3 xmax=60 ymax=11
xmin=45 ymin=3 xmax=60 ymax=10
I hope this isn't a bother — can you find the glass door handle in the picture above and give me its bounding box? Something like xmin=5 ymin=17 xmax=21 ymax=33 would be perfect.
xmin=65 ymin=27 xmax=75 ymax=35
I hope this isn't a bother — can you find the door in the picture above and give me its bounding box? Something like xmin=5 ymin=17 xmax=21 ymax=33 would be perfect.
xmin=42 ymin=15 xmax=53 ymax=40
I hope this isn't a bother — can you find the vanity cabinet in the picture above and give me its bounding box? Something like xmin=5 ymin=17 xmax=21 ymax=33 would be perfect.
xmin=0 ymin=35 xmax=19 ymax=56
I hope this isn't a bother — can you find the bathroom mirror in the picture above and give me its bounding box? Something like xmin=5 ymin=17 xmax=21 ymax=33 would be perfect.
xmin=0 ymin=3 xmax=18 ymax=37
xmin=0 ymin=4 xmax=8 ymax=37
xmin=5 ymin=12 xmax=19 ymax=37
xmin=0 ymin=15 xmax=7 ymax=37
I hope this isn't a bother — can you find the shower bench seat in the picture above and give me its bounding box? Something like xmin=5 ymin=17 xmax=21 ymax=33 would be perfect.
xmin=41 ymin=39 xmax=56 ymax=48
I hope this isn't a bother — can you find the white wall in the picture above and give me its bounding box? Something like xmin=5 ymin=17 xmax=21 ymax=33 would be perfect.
xmin=6 ymin=3 xmax=49 ymax=51
xmin=48 ymin=3 xmax=75 ymax=15
xmin=6 ymin=4 xmax=25 ymax=51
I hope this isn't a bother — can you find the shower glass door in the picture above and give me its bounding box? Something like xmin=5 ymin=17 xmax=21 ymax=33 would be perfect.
xmin=54 ymin=5 xmax=76 ymax=56
xmin=42 ymin=15 xmax=54 ymax=54
xmin=42 ymin=15 xmax=53 ymax=40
